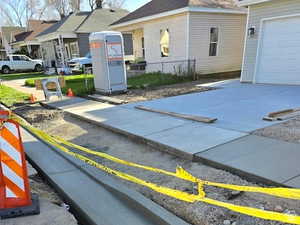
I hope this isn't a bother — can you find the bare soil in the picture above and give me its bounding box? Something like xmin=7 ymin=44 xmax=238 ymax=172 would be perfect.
xmin=14 ymin=105 xmax=300 ymax=225
xmin=113 ymin=81 xmax=216 ymax=103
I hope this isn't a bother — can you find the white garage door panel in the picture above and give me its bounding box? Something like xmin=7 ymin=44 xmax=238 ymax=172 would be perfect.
xmin=256 ymin=16 xmax=300 ymax=84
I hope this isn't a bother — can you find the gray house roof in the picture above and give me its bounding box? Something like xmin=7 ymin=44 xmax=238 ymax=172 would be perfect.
xmin=76 ymin=8 xmax=128 ymax=33
xmin=111 ymin=0 xmax=240 ymax=26
xmin=37 ymin=12 xmax=90 ymax=37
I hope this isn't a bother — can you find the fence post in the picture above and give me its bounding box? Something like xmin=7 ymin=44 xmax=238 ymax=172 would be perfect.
xmin=161 ymin=62 xmax=164 ymax=73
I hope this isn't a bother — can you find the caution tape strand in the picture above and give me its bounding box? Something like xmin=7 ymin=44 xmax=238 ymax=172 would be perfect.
xmin=10 ymin=113 xmax=300 ymax=224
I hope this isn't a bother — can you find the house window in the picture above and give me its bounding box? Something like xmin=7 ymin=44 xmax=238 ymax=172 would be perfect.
xmin=142 ymin=37 xmax=145 ymax=58
xmin=160 ymin=29 xmax=169 ymax=57
xmin=69 ymin=42 xmax=79 ymax=58
xmin=209 ymin=27 xmax=219 ymax=56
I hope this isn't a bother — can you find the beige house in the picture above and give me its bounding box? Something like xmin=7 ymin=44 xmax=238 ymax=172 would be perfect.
xmin=239 ymin=0 xmax=300 ymax=85
xmin=111 ymin=0 xmax=247 ymax=74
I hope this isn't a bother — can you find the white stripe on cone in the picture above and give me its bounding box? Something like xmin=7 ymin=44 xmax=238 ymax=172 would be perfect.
xmin=0 ymin=136 xmax=22 ymax=166
xmin=2 ymin=163 xmax=25 ymax=191
xmin=3 ymin=122 xmax=19 ymax=138
xmin=5 ymin=187 xmax=17 ymax=198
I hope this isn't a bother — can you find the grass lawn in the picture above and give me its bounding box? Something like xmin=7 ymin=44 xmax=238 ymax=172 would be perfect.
xmin=127 ymin=72 xmax=193 ymax=89
xmin=0 ymin=72 xmax=54 ymax=81
xmin=25 ymin=74 xmax=95 ymax=96
xmin=0 ymin=84 xmax=29 ymax=106
xmin=25 ymin=72 xmax=193 ymax=96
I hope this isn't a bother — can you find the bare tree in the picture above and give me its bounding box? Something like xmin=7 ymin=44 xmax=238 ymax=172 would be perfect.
xmin=88 ymin=0 xmax=126 ymax=11
xmin=0 ymin=0 xmax=26 ymax=26
xmin=0 ymin=0 xmax=49 ymax=27
xmin=46 ymin=0 xmax=71 ymax=19
xmin=106 ymin=0 xmax=126 ymax=8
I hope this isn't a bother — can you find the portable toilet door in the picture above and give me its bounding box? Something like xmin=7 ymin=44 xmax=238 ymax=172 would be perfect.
xmin=89 ymin=31 xmax=127 ymax=94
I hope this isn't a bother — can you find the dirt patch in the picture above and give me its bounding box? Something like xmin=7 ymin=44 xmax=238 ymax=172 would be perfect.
xmin=253 ymin=116 xmax=300 ymax=144
xmin=15 ymin=105 xmax=300 ymax=225
xmin=113 ymin=81 xmax=216 ymax=103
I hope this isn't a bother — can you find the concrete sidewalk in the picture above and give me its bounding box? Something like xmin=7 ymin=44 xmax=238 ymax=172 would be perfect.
xmin=2 ymin=79 xmax=45 ymax=101
xmin=44 ymin=81 xmax=300 ymax=188
xmin=22 ymin=128 xmax=189 ymax=225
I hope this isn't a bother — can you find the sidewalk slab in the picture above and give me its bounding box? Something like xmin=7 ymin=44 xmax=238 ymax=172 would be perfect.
xmin=22 ymin=128 xmax=189 ymax=225
xmin=285 ymin=176 xmax=300 ymax=187
xmin=195 ymin=135 xmax=300 ymax=187
xmin=22 ymin=130 xmax=86 ymax=174
xmin=145 ymin=123 xmax=247 ymax=156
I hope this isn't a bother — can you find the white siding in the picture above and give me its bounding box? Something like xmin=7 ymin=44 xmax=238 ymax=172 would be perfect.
xmin=189 ymin=12 xmax=246 ymax=74
xmin=143 ymin=13 xmax=188 ymax=73
xmin=241 ymin=0 xmax=300 ymax=82
xmin=132 ymin=29 xmax=144 ymax=59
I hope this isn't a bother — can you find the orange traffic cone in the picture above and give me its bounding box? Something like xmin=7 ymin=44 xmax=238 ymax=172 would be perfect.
xmin=67 ymin=88 xmax=74 ymax=97
xmin=29 ymin=94 xmax=37 ymax=103
xmin=0 ymin=110 xmax=39 ymax=219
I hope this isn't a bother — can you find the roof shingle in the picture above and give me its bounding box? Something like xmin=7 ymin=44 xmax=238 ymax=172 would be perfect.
xmin=111 ymin=0 xmax=240 ymax=26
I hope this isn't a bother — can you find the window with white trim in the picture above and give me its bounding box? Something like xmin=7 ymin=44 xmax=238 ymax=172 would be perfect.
xmin=209 ymin=27 xmax=219 ymax=56
xmin=160 ymin=29 xmax=170 ymax=57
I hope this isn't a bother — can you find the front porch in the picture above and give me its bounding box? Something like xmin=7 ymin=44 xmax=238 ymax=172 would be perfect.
xmin=40 ymin=35 xmax=79 ymax=73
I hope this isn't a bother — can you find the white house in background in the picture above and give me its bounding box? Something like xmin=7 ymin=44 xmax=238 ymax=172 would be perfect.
xmin=239 ymin=0 xmax=300 ymax=85
xmin=111 ymin=0 xmax=247 ymax=74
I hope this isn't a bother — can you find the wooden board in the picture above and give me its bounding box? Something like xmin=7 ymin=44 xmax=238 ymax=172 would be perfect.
xmin=35 ymin=76 xmax=66 ymax=90
xmin=135 ymin=105 xmax=217 ymax=123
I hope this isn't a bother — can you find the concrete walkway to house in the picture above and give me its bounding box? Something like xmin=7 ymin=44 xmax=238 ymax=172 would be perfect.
xmin=45 ymin=80 xmax=300 ymax=188
xmin=2 ymin=79 xmax=45 ymax=101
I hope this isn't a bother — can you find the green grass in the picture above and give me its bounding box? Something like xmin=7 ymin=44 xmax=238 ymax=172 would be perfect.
xmin=25 ymin=74 xmax=95 ymax=96
xmin=0 ymin=84 xmax=29 ymax=106
xmin=24 ymin=72 xmax=193 ymax=96
xmin=0 ymin=72 xmax=54 ymax=81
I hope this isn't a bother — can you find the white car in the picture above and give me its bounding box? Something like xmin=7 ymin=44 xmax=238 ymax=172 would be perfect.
xmin=68 ymin=53 xmax=92 ymax=73
xmin=0 ymin=55 xmax=44 ymax=74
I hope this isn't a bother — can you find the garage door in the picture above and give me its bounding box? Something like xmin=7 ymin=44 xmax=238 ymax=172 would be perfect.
xmin=255 ymin=16 xmax=300 ymax=85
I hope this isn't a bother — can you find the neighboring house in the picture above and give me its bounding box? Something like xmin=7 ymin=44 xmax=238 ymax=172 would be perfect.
xmin=239 ymin=0 xmax=300 ymax=85
xmin=75 ymin=8 xmax=131 ymax=57
xmin=11 ymin=20 xmax=57 ymax=59
xmin=0 ymin=26 xmax=26 ymax=58
xmin=111 ymin=0 xmax=247 ymax=74
xmin=36 ymin=8 xmax=129 ymax=71
xmin=36 ymin=12 xmax=90 ymax=69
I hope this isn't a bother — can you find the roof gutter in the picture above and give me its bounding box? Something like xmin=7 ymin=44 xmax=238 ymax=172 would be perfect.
xmin=237 ymin=0 xmax=273 ymax=7
xmin=110 ymin=6 xmax=247 ymax=29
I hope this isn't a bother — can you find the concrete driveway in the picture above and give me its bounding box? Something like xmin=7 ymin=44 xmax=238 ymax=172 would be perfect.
xmin=126 ymin=80 xmax=300 ymax=132
xmin=46 ymin=80 xmax=300 ymax=187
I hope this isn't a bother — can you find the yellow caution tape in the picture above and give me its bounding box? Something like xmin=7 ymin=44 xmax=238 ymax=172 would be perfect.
xmin=11 ymin=113 xmax=300 ymax=224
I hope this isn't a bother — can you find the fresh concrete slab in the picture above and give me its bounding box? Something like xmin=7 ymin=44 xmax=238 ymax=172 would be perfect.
xmin=145 ymin=123 xmax=247 ymax=156
xmin=284 ymin=176 xmax=300 ymax=188
xmin=127 ymin=81 xmax=300 ymax=132
xmin=195 ymin=135 xmax=300 ymax=186
xmin=43 ymin=81 xmax=300 ymax=186
xmin=22 ymin=128 xmax=190 ymax=225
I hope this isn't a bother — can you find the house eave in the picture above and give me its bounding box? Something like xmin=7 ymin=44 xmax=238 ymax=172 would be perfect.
xmin=36 ymin=32 xmax=77 ymax=42
xmin=110 ymin=6 xmax=247 ymax=29
xmin=237 ymin=0 xmax=273 ymax=7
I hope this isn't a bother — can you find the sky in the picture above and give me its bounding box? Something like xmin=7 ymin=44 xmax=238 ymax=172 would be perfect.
xmin=0 ymin=0 xmax=151 ymax=26
xmin=123 ymin=0 xmax=150 ymax=11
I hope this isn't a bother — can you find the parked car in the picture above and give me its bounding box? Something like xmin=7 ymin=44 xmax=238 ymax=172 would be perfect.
xmin=0 ymin=55 xmax=44 ymax=74
xmin=68 ymin=52 xmax=135 ymax=73
xmin=68 ymin=52 xmax=92 ymax=73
